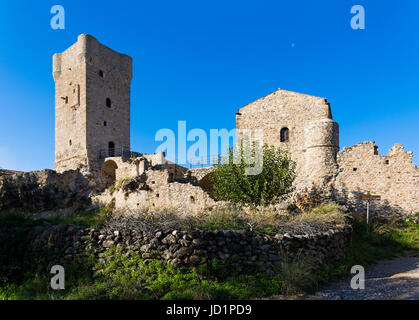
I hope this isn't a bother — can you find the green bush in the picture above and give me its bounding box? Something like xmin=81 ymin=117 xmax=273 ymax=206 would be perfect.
xmin=212 ymin=143 xmax=296 ymax=206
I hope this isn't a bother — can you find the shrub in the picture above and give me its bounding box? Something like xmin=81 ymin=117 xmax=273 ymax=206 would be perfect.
xmin=212 ymin=143 xmax=296 ymax=206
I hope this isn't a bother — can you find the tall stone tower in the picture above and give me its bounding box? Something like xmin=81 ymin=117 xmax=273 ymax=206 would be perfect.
xmin=53 ymin=34 xmax=132 ymax=174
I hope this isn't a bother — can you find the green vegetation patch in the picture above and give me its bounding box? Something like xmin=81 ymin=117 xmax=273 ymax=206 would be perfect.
xmin=212 ymin=144 xmax=296 ymax=206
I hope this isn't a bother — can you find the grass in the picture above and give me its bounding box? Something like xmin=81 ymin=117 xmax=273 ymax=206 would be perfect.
xmin=0 ymin=247 xmax=325 ymax=300
xmin=44 ymin=207 xmax=112 ymax=228
xmin=0 ymin=250 xmax=285 ymax=300
xmin=125 ymin=203 xmax=349 ymax=235
xmin=315 ymin=212 xmax=419 ymax=285
xmin=0 ymin=207 xmax=112 ymax=229
xmin=197 ymin=203 xmax=349 ymax=235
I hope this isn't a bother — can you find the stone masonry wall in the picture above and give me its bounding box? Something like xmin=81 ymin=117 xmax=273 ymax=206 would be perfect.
xmin=236 ymin=89 xmax=339 ymax=188
xmin=54 ymin=34 xmax=132 ymax=175
xmin=2 ymin=222 xmax=352 ymax=275
xmin=93 ymin=166 xmax=217 ymax=215
xmin=101 ymin=152 xmax=186 ymax=186
xmin=334 ymin=142 xmax=419 ymax=215
xmin=0 ymin=170 xmax=89 ymax=213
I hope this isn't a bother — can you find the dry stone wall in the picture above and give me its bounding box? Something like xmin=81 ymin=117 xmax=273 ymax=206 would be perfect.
xmin=1 ymin=221 xmax=352 ymax=275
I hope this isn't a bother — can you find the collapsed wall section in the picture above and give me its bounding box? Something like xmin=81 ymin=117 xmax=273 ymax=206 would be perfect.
xmin=0 ymin=170 xmax=89 ymax=213
xmin=334 ymin=142 xmax=419 ymax=215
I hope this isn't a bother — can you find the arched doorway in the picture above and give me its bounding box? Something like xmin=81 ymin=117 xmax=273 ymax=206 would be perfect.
xmin=102 ymin=160 xmax=118 ymax=188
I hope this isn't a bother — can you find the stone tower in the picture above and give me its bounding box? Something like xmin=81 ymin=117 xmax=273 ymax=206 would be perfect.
xmin=235 ymin=89 xmax=339 ymax=187
xmin=53 ymin=34 xmax=132 ymax=174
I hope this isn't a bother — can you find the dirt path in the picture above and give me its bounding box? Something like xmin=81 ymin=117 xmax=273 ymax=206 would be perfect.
xmin=271 ymin=256 xmax=419 ymax=300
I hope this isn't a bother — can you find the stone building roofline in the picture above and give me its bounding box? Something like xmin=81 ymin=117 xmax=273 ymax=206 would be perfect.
xmin=339 ymin=141 xmax=377 ymax=153
xmin=53 ymin=34 xmax=133 ymax=82
xmin=339 ymin=141 xmax=417 ymax=166
xmin=236 ymin=88 xmax=328 ymax=113
xmin=53 ymin=34 xmax=132 ymax=60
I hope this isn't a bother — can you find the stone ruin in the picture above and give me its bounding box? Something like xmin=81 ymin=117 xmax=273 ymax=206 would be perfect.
xmin=0 ymin=34 xmax=417 ymax=217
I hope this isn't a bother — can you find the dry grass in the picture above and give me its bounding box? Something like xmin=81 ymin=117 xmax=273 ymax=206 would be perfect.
xmin=107 ymin=203 xmax=349 ymax=236
xmin=277 ymin=253 xmax=318 ymax=295
xmin=275 ymin=204 xmax=348 ymax=234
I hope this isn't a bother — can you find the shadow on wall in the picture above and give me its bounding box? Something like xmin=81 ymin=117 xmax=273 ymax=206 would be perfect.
xmin=329 ymin=182 xmax=408 ymax=219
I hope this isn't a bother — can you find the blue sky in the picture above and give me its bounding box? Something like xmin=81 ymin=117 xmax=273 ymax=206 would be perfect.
xmin=0 ymin=0 xmax=418 ymax=171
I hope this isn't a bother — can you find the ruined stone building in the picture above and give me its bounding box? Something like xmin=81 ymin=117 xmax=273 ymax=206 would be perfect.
xmin=236 ymin=89 xmax=339 ymax=187
xmin=51 ymin=34 xmax=418 ymax=215
xmin=236 ymin=89 xmax=418 ymax=214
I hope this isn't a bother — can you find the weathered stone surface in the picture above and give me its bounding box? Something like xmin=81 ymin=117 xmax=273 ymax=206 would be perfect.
xmin=236 ymin=89 xmax=339 ymax=188
xmin=53 ymin=34 xmax=132 ymax=179
xmin=334 ymin=142 xmax=419 ymax=215
xmin=0 ymin=220 xmax=352 ymax=276
xmin=234 ymin=89 xmax=418 ymax=215
xmin=0 ymin=169 xmax=89 ymax=213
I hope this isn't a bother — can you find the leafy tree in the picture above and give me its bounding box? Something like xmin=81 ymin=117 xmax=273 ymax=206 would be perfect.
xmin=212 ymin=143 xmax=296 ymax=206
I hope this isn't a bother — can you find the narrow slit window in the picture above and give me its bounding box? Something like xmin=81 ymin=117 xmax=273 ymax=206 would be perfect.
xmin=106 ymin=98 xmax=111 ymax=108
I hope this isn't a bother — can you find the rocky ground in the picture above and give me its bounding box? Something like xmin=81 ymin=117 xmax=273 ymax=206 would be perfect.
xmin=270 ymin=255 xmax=419 ymax=300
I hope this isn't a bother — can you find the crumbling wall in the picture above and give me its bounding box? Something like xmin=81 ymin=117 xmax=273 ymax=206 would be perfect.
xmin=334 ymin=142 xmax=419 ymax=215
xmin=93 ymin=163 xmax=216 ymax=215
xmin=99 ymin=153 xmax=187 ymax=189
xmin=0 ymin=169 xmax=23 ymax=176
xmin=0 ymin=169 xmax=90 ymax=213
